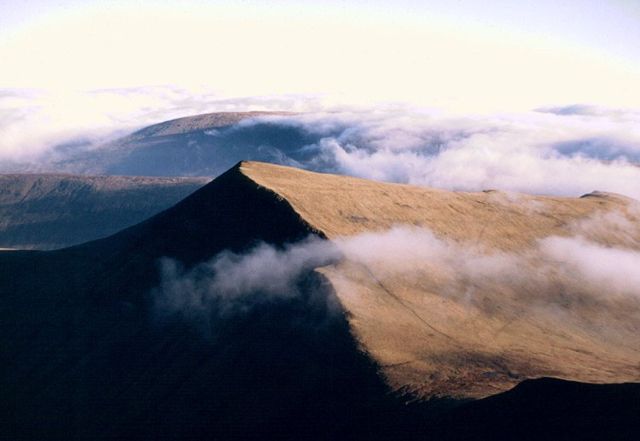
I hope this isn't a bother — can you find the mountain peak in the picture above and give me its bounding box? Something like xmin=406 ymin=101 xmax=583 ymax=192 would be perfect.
xmin=129 ymin=111 xmax=296 ymax=139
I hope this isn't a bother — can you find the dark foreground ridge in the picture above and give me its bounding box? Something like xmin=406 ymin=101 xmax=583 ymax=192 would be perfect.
xmin=429 ymin=378 xmax=640 ymax=441
xmin=1 ymin=162 xmax=638 ymax=440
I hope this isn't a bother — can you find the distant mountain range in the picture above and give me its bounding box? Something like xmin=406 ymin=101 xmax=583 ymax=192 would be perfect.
xmin=0 ymin=174 xmax=208 ymax=249
xmin=45 ymin=111 xmax=314 ymax=176
xmin=2 ymin=161 xmax=638 ymax=440
xmin=0 ymin=112 xmax=312 ymax=249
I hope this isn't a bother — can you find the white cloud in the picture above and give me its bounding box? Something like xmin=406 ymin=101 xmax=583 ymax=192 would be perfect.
xmin=0 ymin=87 xmax=188 ymax=161
xmin=281 ymin=106 xmax=640 ymax=199
xmin=540 ymin=236 xmax=640 ymax=299
xmin=153 ymin=237 xmax=341 ymax=332
xmin=0 ymin=87 xmax=313 ymax=163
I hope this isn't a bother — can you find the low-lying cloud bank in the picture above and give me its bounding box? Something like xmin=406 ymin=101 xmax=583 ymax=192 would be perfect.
xmin=274 ymin=106 xmax=640 ymax=200
xmin=3 ymin=88 xmax=640 ymax=200
xmin=154 ymin=215 xmax=640 ymax=334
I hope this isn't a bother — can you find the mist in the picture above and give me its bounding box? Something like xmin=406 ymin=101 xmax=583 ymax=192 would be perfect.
xmin=154 ymin=213 xmax=640 ymax=334
xmin=153 ymin=237 xmax=341 ymax=334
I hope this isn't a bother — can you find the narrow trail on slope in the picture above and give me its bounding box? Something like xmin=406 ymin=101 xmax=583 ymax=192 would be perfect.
xmin=352 ymin=261 xmax=463 ymax=348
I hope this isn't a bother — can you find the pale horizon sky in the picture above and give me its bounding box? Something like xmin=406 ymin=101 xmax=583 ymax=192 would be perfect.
xmin=1 ymin=1 xmax=640 ymax=205
xmin=1 ymin=0 xmax=639 ymax=112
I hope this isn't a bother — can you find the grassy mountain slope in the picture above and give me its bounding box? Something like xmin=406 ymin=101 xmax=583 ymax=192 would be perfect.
xmin=0 ymin=174 xmax=209 ymax=249
xmin=240 ymin=161 xmax=640 ymax=398
xmin=1 ymin=161 xmax=638 ymax=440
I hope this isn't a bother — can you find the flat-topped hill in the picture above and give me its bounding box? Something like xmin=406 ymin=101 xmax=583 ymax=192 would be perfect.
xmin=0 ymin=173 xmax=209 ymax=249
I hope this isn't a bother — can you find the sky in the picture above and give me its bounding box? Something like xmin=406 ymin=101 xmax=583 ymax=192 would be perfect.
xmin=1 ymin=0 xmax=639 ymax=111
xmin=1 ymin=0 xmax=640 ymax=193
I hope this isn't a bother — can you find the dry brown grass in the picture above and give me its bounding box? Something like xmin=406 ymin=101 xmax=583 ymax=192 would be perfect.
xmin=241 ymin=161 xmax=640 ymax=399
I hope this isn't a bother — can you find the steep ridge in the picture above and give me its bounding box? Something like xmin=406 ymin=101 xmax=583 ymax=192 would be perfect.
xmin=240 ymin=161 xmax=640 ymax=398
xmin=0 ymin=174 xmax=209 ymax=249
xmin=1 ymin=161 xmax=639 ymax=440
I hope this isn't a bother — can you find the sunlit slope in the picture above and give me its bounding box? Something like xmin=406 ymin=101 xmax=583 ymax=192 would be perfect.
xmin=240 ymin=161 xmax=640 ymax=399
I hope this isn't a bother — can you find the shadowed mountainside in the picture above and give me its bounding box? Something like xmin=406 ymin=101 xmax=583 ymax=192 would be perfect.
xmin=1 ymin=161 xmax=639 ymax=440
xmin=429 ymin=377 xmax=640 ymax=441
xmin=0 ymin=164 xmax=404 ymax=440
xmin=0 ymin=174 xmax=209 ymax=249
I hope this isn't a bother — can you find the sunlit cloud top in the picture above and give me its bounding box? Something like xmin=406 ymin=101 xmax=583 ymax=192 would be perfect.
xmin=1 ymin=0 xmax=639 ymax=111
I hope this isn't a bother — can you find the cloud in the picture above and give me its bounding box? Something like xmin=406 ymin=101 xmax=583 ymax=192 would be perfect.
xmin=535 ymin=105 xmax=640 ymax=119
xmin=539 ymin=236 xmax=640 ymax=299
xmin=272 ymin=106 xmax=640 ymax=200
xmin=0 ymin=87 xmax=316 ymax=165
xmin=0 ymin=87 xmax=172 ymax=162
xmin=153 ymin=237 xmax=341 ymax=334
xmin=334 ymin=225 xmax=640 ymax=307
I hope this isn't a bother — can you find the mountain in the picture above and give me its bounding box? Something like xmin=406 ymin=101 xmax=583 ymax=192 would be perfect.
xmin=48 ymin=111 xmax=313 ymax=176
xmin=1 ymin=161 xmax=638 ymax=440
xmin=0 ymin=174 xmax=208 ymax=249
xmin=126 ymin=111 xmax=295 ymax=138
